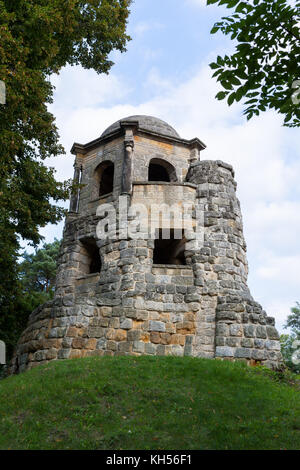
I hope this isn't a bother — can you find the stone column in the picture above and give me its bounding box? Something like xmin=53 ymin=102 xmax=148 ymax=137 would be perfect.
xmin=69 ymin=163 xmax=82 ymax=213
xmin=121 ymin=129 xmax=134 ymax=195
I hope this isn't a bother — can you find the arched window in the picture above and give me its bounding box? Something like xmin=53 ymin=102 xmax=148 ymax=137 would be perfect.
xmin=153 ymin=229 xmax=186 ymax=265
xmin=148 ymin=158 xmax=177 ymax=183
xmin=79 ymin=238 xmax=102 ymax=275
xmin=95 ymin=161 xmax=114 ymax=197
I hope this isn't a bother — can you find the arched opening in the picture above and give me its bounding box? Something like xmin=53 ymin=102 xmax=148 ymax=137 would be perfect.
xmin=79 ymin=238 xmax=102 ymax=275
xmin=149 ymin=163 xmax=170 ymax=182
xmin=148 ymin=158 xmax=177 ymax=183
xmin=153 ymin=229 xmax=186 ymax=265
xmin=95 ymin=161 xmax=114 ymax=197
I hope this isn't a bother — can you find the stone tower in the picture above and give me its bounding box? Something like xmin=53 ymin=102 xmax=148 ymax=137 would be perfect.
xmin=11 ymin=115 xmax=282 ymax=373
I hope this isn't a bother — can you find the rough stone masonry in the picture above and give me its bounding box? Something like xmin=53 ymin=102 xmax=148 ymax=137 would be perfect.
xmin=10 ymin=115 xmax=282 ymax=373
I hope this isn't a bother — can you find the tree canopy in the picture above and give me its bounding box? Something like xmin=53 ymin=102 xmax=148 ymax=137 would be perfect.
xmin=0 ymin=0 xmax=131 ymax=245
xmin=0 ymin=0 xmax=131 ymax=356
xmin=285 ymin=302 xmax=300 ymax=334
xmin=0 ymin=240 xmax=61 ymax=362
xmin=19 ymin=239 xmax=60 ymax=295
xmin=281 ymin=302 xmax=300 ymax=373
xmin=208 ymin=0 xmax=300 ymax=127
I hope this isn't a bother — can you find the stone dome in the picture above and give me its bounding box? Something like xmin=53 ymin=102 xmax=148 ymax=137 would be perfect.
xmin=101 ymin=115 xmax=180 ymax=139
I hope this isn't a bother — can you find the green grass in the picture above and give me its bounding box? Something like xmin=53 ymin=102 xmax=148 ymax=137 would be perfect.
xmin=0 ymin=356 xmax=299 ymax=450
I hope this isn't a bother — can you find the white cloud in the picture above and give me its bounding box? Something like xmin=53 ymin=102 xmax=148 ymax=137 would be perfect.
xmin=132 ymin=21 xmax=164 ymax=36
xmin=245 ymin=201 xmax=300 ymax=253
xmin=140 ymin=47 xmax=162 ymax=62
xmin=257 ymin=254 xmax=300 ymax=285
xmin=186 ymin=0 xmax=207 ymax=7
xmin=51 ymin=66 xmax=130 ymax=109
xmin=143 ymin=68 xmax=173 ymax=92
xmin=263 ymin=299 xmax=293 ymax=333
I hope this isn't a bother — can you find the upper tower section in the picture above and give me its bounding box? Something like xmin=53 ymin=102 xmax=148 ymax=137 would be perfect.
xmin=69 ymin=115 xmax=206 ymax=216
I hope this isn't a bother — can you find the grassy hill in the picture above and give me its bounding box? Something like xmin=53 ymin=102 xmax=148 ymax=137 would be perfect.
xmin=0 ymin=356 xmax=299 ymax=450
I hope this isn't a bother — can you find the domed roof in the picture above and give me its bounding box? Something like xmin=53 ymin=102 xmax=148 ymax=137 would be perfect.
xmin=101 ymin=115 xmax=180 ymax=139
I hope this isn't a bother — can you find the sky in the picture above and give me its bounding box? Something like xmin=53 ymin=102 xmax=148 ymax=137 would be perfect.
xmin=38 ymin=0 xmax=300 ymax=332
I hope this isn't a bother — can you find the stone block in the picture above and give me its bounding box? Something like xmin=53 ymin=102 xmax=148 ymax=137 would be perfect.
xmin=127 ymin=329 xmax=142 ymax=341
xmin=96 ymin=338 xmax=107 ymax=350
xmin=244 ymin=325 xmax=255 ymax=338
xmin=48 ymin=327 xmax=67 ymax=339
xmin=266 ymin=326 xmax=279 ymax=340
xmin=171 ymin=345 xmax=184 ymax=357
xmin=229 ymin=324 xmax=243 ymax=337
xmin=251 ymin=349 xmax=266 ymax=361
xmin=120 ymin=318 xmax=133 ymax=330
xmin=88 ymin=327 xmax=104 ymax=338
xmin=118 ymin=341 xmax=132 ymax=353
xmin=216 ymin=336 xmax=225 ymax=346
xmin=45 ymin=349 xmax=58 ymax=360
xmin=226 ymin=337 xmax=240 ymax=347
xmin=234 ymin=348 xmax=252 ymax=359
xmin=265 ymin=340 xmax=281 ymax=351
xmin=215 ymin=346 xmax=234 ymax=357
xmin=217 ymin=312 xmax=239 ymax=322
xmin=150 ymin=331 xmax=161 ymax=344
xmin=58 ymin=349 xmax=70 ymax=359
xmin=86 ymin=338 xmax=97 ymax=349
xmin=145 ymin=343 xmax=156 ymax=355
xmin=72 ymin=337 xmax=86 ymax=349
xmin=106 ymin=340 xmax=117 ymax=351
xmin=156 ymin=344 xmax=166 ymax=356
xmin=256 ymin=326 xmax=267 ymax=339
xmin=66 ymin=327 xmax=79 ymax=338
xmin=149 ymin=321 xmax=166 ymax=332
xmin=254 ymin=339 xmax=265 ymax=349
xmin=160 ymin=333 xmax=172 ymax=345
xmin=69 ymin=349 xmax=86 ymax=359
xmin=133 ymin=341 xmax=145 ymax=353
xmin=216 ymin=323 xmax=229 ymax=336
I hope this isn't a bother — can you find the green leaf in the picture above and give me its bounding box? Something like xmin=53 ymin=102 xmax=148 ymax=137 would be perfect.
xmin=210 ymin=26 xmax=220 ymax=34
xmin=216 ymin=91 xmax=228 ymax=100
xmin=227 ymin=92 xmax=236 ymax=105
xmin=221 ymin=80 xmax=234 ymax=90
xmin=210 ymin=62 xmax=220 ymax=70
xmin=208 ymin=0 xmax=300 ymax=127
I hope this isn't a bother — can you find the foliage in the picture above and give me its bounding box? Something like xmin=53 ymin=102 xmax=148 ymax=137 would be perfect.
xmin=285 ymin=301 xmax=300 ymax=332
xmin=0 ymin=0 xmax=131 ymax=245
xmin=0 ymin=240 xmax=60 ymax=363
xmin=19 ymin=239 xmax=60 ymax=296
xmin=0 ymin=0 xmax=131 ymax=356
xmin=208 ymin=0 xmax=300 ymax=127
xmin=252 ymin=361 xmax=300 ymax=389
xmin=280 ymin=333 xmax=300 ymax=374
xmin=281 ymin=302 xmax=300 ymax=373
xmin=0 ymin=357 xmax=299 ymax=449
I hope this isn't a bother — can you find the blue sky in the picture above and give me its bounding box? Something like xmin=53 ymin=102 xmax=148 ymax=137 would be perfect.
xmin=38 ymin=0 xmax=300 ymax=332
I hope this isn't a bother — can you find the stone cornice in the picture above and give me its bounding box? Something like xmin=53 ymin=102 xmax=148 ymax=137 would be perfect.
xmin=132 ymin=181 xmax=197 ymax=189
xmin=71 ymin=124 xmax=206 ymax=155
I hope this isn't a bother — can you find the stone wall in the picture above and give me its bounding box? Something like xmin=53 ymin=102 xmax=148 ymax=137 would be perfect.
xmin=186 ymin=160 xmax=281 ymax=368
xmin=10 ymin=236 xmax=201 ymax=373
